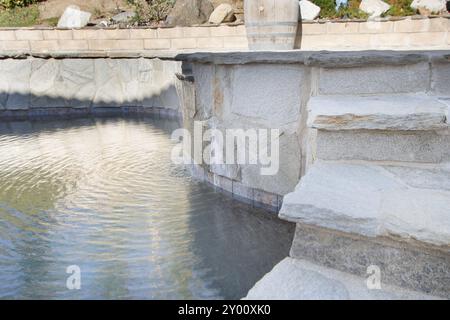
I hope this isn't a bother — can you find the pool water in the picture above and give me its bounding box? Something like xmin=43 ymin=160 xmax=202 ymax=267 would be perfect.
xmin=0 ymin=116 xmax=294 ymax=299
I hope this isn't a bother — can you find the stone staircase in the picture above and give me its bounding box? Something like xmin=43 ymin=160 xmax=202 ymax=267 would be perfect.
xmin=249 ymin=60 xmax=450 ymax=299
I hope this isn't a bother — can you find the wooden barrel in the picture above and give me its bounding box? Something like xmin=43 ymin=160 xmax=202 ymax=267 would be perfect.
xmin=244 ymin=0 xmax=299 ymax=50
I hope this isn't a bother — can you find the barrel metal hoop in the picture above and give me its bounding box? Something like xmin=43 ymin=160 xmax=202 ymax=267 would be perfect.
xmin=247 ymin=33 xmax=297 ymax=38
xmin=245 ymin=21 xmax=298 ymax=27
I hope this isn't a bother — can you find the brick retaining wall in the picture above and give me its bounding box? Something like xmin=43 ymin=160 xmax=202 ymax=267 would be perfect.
xmin=0 ymin=17 xmax=449 ymax=52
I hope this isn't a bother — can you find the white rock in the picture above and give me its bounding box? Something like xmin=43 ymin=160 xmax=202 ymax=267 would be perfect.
xmin=208 ymin=3 xmax=234 ymax=24
xmin=245 ymin=258 xmax=441 ymax=300
xmin=57 ymin=5 xmax=92 ymax=29
xmin=299 ymin=0 xmax=321 ymax=21
xmin=111 ymin=11 xmax=136 ymax=24
xmin=411 ymin=0 xmax=446 ymax=13
xmin=359 ymin=0 xmax=391 ymax=18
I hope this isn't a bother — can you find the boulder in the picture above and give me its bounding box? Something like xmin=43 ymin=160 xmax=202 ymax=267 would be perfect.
xmin=166 ymin=0 xmax=214 ymax=26
xmin=208 ymin=3 xmax=235 ymax=24
xmin=411 ymin=0 xmax=446 ymax=14
xmin=57 ymin=5 xmax=92 ymax=28
xmin=359 ymin=0 xmax=391 ymax=18
xmin=111 ymin=11 xmax=136 ymax=24
xmin=299 ymin=0 xmax=321 ymax=21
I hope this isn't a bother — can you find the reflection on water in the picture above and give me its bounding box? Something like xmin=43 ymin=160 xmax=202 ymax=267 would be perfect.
xmin=0 ymin=116 xmax=294 ymax=300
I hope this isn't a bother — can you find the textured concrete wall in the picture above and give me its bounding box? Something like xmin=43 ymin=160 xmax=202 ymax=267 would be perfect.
xmin=0 ymin=57 xmax=181 ymax=112
xmin=0 ymin=17 xmax=449 ymax=52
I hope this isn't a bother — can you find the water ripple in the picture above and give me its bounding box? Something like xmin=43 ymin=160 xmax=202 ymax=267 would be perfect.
xmin=0 ymin=116 xmax=294 ymax=300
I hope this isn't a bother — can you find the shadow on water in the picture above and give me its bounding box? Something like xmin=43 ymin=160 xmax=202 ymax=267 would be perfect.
xmin=0 ymin=115 xmax=294 ymax=300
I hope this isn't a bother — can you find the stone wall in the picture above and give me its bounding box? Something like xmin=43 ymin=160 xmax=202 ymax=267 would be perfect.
xmin=0 ymin=17 xmax=449 ymax=52
xmin=175 ymin=51 xmax=450 ymax=210
xmin=0 ymin=57 xmax=181 ymax=116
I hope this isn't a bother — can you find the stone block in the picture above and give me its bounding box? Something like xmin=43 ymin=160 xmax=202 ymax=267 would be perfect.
xmin=301 ymin=34 xmax=346 ymax=49
xmin=229 ymin=64 xmax=304 ymax=127
xmin=289 ymin=224 xmax=450 ymax=298
xmin=57 ymin=59 xmax=95 ymax=108
xmin=15 ymin=30 xmax=43 ymax=41
xmin=58 ymin=40 xmax=89 ymax=51
xmin=301 ymin=23 xmax=327 ymax=35
xmin=211 ymin=163 xmax=241 ymax=180
xmin=222 ymin=36 xmax=248 ymax=49
xmin=0 ymin=41 xmax=30 ymax=51
xmin=245 ymin=258 xmax=440 ymax=300
xmin=144 ymin=39 xmax=171 ymax=50
xmin=431 ymin=62 xmax=450 ymax=96
xmin=369 ymin=33 xmax=411 ymax=48
xmin=157 ymin=27 xmax=184 ymax=38
xmin=210 ymin=25 xmax=238 ymax=37
xmin=234 ymin=24 xmax=246 ymax=35
xmin=193 ymin=63 xmax=214 ymax=119
xmin=183 ymin=26 xmax=211 ymax=37
xmin=129 ymin=28 xmax=158 ymax=39
xmin=308 ymin=94 xmax=448 ymax=131
xmin=42 ymin=30 xmax=73 ymax=40
xmin=88 ymin=39 xmax=144 ymax=51
xmin=72 ymin=29 xmax=98 ymax=40
xmin=92 ymin=59 xmax=126 ymax=107
xmin=30 ymin=40 xmax=59 ymax=52
xmin=197 ymin=37 xmax=224 ymax=48
xmin=0 ymin=59 xmax=31 ymax=110
xmin=232 ymin=181 xmax=254 ymax=202
xmin=253 ymin=189 xmax=279 ymax=209
xmin=0 ymin=30 xmax=16 ymax=41
xmin=171 ymin=38 xmax=197 ymax=49
xmin=428 ymin=17 xmax=449 ymax=32
xmin=95 ymin=29 xmax=131 ymax=40
xmin=359 ymin=20 xmax=393 ymax=33
xmin=316 ymin=130 xmax=450 ymax=163
xmin=340 ymin=34 xmax=371 ymax=49
xmin=240 ymin=132 xmax=302 ymax=196
xmin=409 ymin=32 xmax=447 ymax=47
xmin=212 ymin=173 xmax=233 ymax=193
xmin=30 ymin=59 xmax=65 ymax=108
xmin=318 ymin=63 xmax=430 ymax=95
xmin=326 ymin=22 xmax=359 ymax=34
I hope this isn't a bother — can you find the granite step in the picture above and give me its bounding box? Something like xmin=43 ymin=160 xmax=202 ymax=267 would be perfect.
xmin=309 ymin=95 xmax=450 ymax=164
xmin=289 ymin=222 xmax=450 ymax=298
xmin=308 ymin=94 xmax=449 ymax=131
xmin=244 ymin=258 xmax=441 ymax=300
xmin=279 ymin=161 xmax=450 ymax=297
xmin=280 ymin=162 xmax=450 ymax=247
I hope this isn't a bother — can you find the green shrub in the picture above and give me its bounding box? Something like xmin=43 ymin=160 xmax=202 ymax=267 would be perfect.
xmin=128 ymin=0 xmax=175 ymax=25
xmin=384 ymin=0 xmax=415 ymax=16
xmin=0 ymin=0 xmax=36 ymax=9
xmin=0 ymin=3 xmax=39 ymax=27
xmin=312 ymin=0 xmax=337 ymax=18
